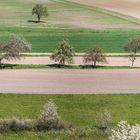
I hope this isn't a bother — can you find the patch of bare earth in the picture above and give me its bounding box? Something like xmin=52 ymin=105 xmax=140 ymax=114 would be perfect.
xmin=72 ymin=0 xmax=140 ymax=19
xmin=48 ymin=9 xmax=138 ymax=29
xmin=0 ymin=69 xmax=140 ymax=94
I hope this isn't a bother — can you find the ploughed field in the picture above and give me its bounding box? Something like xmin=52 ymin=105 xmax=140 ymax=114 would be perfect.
xmin=0 ymin=69 xmax=140 ymax=94
xmin=74 ymin=0 xmax=140 ymax=19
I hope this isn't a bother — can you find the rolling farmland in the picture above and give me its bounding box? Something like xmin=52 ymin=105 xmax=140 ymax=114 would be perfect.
xmin=0 ymin=1 xmax=140 ymax=140
xmin=0 ymin=0 xmax=140 ymax=53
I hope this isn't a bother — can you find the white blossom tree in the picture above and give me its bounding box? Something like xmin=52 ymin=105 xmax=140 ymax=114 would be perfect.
xmin=110 ymin=121 xmax=140 ymax=140
xmin=37 ymin=100 xmax=60 ymax=130
xmin=0 ymin=36 xmax=32 ymax=64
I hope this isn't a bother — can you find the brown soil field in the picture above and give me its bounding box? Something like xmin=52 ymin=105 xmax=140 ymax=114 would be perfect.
xmin=0 ymin=69 xmax=140 ymax=94
xmin=73 ymin=0 xmax=140 ymax=18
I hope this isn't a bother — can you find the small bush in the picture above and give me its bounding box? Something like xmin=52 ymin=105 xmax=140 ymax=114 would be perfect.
xmin=0 ymin=117 xmax=33 ymax=132
xmin=0 ymin=100 xmax=71 ymax=133
xmin=95 ymin=110 xmax=111 ymax=131
xmin=36 ymin=100 xmax=69 ymax=131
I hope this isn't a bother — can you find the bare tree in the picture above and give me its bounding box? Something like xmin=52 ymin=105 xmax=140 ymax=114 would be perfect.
xmin=124 ymin=37 xmax=140 ymax=67
xmin=0 ymin=36 xmax=32 ymax=64
xmin=50 ymin=39 xmax=75 ymax=65
xmin=83 ymin=47 xmax=107 ymax=67
xmin=32 ymin=4 xmax=48 ymax=23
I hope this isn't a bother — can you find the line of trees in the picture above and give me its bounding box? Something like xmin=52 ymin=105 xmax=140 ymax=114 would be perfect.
xmin=51 ymin=37 xmax=140 ymax=67
xmin=0 ymin=36 xmax=139 ymax=68
xmin=50 ymin=39 xmax=107 ymax=67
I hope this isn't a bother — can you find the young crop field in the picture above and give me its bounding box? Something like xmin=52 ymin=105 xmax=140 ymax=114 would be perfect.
xmin=0 ymin=94 xmax=138 ymax=139
xmin=1 ymin=27 xmax=140 ymax=53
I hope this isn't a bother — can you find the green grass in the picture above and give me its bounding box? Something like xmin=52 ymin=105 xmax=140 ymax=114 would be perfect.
xmin=0 ymin=94 xmax=138 ymax=126
xmin=0 ymin=63 xmax=134 ymax=69
xmin=1 ymin=27 xmax=140 ymax=53
xmin=0 ymin=94 xmax=139 ymax=139
xmin=0 ymin=131 xmax=108 ymax=140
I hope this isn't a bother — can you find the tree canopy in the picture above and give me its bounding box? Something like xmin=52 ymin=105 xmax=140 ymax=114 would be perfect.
xmin=84 ymin=47 xmax=107 ymax=67
xmin=32 ymin=4 xmax=48 ymax=23
xmin=50 ymin=39 xmax=75 ymax=65
xmin=123 ymin=37 xmax=140 ymax=67
xmin=0 ymin=36 xmax=32 ymax=64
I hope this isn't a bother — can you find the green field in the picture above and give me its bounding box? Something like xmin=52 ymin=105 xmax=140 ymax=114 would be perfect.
xmin=0 ymin=94 xmax=138 ymax=127
xmin=0 ymin=94 xmax=138 ymax=139
xmin=0 ymin=94 xmax=138 ymax=126
xmin=2 ymin=27 xmax=140 ymax=53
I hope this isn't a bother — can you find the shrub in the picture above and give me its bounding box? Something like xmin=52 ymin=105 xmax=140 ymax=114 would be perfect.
xmin=0 ymin=117 xmax=33 ymax=132
xmin=95 ymin=110 xmax=111 ymax=131
xmin=36 ymin=100 xmax=69 ymax=131
xmin=110 ymin=121 xmax=140 ymax=140
xmin=0 ymin=100 xmax=71 ymax=133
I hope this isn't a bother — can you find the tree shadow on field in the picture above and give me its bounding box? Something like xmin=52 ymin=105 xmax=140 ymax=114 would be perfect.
xmin=0 ymin=64 xmax=17 ymax=69
xmin=47 ymin=64 xmax=74 ymax=69
xmin=48 ymin=64 xmax=100 ymax=69
xmin=80 ymin=65 xmax=132 ymax=69
xmin=27 ymin=20 xmax=46 ymax=23
xmin=47 ymin=64 xmax=102 ymax=69
xmin=80 ymin=65 xmax=96 ymax=69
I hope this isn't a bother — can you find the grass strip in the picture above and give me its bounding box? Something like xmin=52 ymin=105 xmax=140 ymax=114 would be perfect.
xmin=0 ymin=64 xmax=136 ymax=69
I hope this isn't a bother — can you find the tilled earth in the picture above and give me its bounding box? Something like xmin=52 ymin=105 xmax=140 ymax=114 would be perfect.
xmin=73 ymin=0 xmax=140 ymax=18
xmin=0 ymin=69 xmax=140 ymax=94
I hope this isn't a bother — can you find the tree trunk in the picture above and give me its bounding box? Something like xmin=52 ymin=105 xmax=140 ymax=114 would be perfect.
xmin=62 ymin=60 xmax=65 ymax=65
xmin=94 ymin=61 xmax=96 ymax=67
xmin=0 ymin=58 xmax=2 ymax=64
xmin=38 ymin=16 xmax=41 ymax=23
xmin=60 ymin=59 xmax=65 ymax=65
xmin=131 ymin=60 xmax=135 ymax=67
xmin=130 ymin=56 xmax=136 ymax=67
xmin=129 ymin=54 xmax=136 ymax=67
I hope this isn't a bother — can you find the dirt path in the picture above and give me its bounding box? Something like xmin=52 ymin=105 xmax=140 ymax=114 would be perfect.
xmin=4 ymin=56 xmax=140 ymax=67
xmin=0 ymin=69 xmax=140 ymax=94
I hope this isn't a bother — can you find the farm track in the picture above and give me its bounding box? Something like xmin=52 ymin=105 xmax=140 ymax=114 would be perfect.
xmin=4 ymin=56 xmax=140 ymax=67
xmin=0 ymin=69 xmax=140 ymax=94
